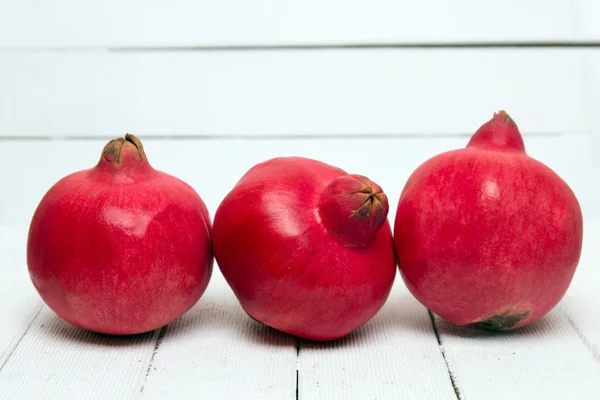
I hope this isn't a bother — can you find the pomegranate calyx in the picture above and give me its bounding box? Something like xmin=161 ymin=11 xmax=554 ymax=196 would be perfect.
xmin=124 ymin=133 xmax=144 ymax=158
xmin=496 ymin=110 xmax=517 ymax=127
xmin=467 ymin=110 xmax=526 ymax=153
xmin=319 ymin=174 xmax=389 ymax=247
xmin=349 ymin=186 xmax=386 ymax=219
xmin=101 ymin=133 xmax=147 ymax=167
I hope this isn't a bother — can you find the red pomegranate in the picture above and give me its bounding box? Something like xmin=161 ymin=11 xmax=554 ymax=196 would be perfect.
xmin=394 ymin=111 xmax=583 ymax=330
xmin=212 ymin=157 xmax=396 ymax=341
xmin=27 ymin=134 xmax=213 ymax=335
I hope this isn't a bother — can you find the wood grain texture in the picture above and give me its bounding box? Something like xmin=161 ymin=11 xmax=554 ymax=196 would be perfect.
xmin=433 ymin=308 xmax=600 ymax=400
xmin=0 ymin=49 xmax=586 ymax=138
xmin=0 ymin=307 xmax=159 ymax=400
xmin=297 ymin=284 xmax=457 ymax=400
xmin=0 ymin=226 xmax=41 ymax=370
xmin=138 ymin=271 xmax=297 ymax=400
xmin=0 ymin=1 xmax=577 ymax=48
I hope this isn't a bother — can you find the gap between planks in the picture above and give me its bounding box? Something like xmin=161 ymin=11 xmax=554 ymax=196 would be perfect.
xmin=139 ymin=326 xmax=167 ymax=394
xmin=0 ymin=310 xmax=171 ymax=397
xmin=293 ymin=306 xmax=463 ymax=400
xmin=0 ymin=304 xmax=43 ymax=372
xmin=4 ymin=42 xmax=600 ymax=53
xmin=563 ymin=309 xmax=600 ymax=364
xmin=428 ymin=310 xmax=463 ymax=400
xmin=296 ymin=337 xmax=300 ymax=400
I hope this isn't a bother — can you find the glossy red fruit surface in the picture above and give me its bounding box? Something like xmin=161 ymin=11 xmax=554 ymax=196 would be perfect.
xmin=27 ymin=134 xmax=213 ymax=335
xmin=394 ymin=111 xmax=583 ymax=331
xmin=212 ymin=157 xmax=396 ymax=341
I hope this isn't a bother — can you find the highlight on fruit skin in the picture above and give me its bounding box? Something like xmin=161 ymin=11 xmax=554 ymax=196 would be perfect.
xmin=211 ymin=156 xmax=397 ymax=342
xmin=26 ymin=133 xmax=213 ymax=335
xmin=394 ymin=110 xmax=583 ymax=332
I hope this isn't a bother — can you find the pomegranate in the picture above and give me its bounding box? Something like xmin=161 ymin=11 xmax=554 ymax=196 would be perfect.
xmin=27 ymin=134 xmax=213 ymax=335
xmin=212 ymin=157 xmax=396 ymax=341
xmin=394 ymin=111 xmax=583 ymax=331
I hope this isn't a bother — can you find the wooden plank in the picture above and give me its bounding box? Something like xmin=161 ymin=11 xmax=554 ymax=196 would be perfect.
xmin=0 ymin=286 xmax=41 ymax=369
xmin=0 ymin=1 xmax=576 ymax=48
xmin=432 ymin=309 xmax=600 ymax=399
xmin=0 ymin=307 xmax=159 ymax=400
xmin=138 ymin=270 xmax=297 ymax=400
xmin=0 ymin=226 xmax=42 ymax=368
xmin=297 ymin=283 xmax=457 ymax=400
xmin=0 ymin=49 xmax=586 ymax=138
xmin=1 ymin=134 xmax=596 ymax=228
xmin=558 ymin=220 xmax=600 ymax=363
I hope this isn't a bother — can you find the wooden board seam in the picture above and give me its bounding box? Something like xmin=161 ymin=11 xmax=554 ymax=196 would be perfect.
xmin=137 ymin=326 xmax=167 ymax=395
xmin=429 ymin=311 xmax=463 ymax=400
xmin=295 ymin=337 xmax=300 ymax=400
xmin=0 ymin=304 xmax=43 ymax=371
xmin=4 ymin=42 xmax=600 ymax=52
xmin=562 ymin=306 xmax=600 ymax=364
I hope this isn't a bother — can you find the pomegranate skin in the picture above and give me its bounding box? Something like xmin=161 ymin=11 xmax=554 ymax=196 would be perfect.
xmin=27 ymin=134 xmax=213 ymax=335
xmin=394 ymin=111 xmax=583 ymax=331
xmin=212 ymin=157 xmax=396 ymax=341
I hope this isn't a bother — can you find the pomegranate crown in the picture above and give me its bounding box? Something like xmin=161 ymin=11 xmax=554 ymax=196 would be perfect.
xmin=99 ymin=133 xmax=148 ymax=168
xmin=467 ymin=110 xmax=526 ymax=153
xmin=318 ymin=174 xmax=389 ymax=247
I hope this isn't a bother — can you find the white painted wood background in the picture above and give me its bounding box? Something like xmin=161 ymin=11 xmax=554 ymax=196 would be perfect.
xmin=2 ymin=1 xmax=600 ymax=399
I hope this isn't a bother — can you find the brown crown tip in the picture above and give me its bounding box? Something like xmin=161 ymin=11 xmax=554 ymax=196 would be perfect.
xmin=100 ymin=133 xmax=147 ymax=167
xmin=124 ymin=133 xmax=143 ymax=151
xmin=495 ymin=110 xmax=517 ymax=127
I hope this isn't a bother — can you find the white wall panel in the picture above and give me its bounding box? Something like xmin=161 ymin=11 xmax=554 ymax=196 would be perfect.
xmin=573 ymin=0 xmax=600 ymax=41
xmin=0 ymin=49 xmax=586 ymax=138
xmin=0 ymin=1 xmax=577 ymax=48
xmin=581 ymin=51 xmax=600 ymax=168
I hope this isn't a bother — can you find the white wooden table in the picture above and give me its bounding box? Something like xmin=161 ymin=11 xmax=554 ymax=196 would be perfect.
xmin=2 ymin=2 xmax=600 ymax=399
